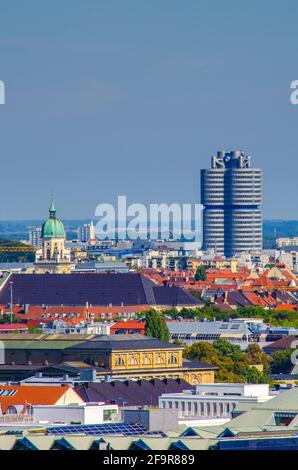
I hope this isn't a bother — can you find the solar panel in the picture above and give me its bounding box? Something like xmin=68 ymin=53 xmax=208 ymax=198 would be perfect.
xmin=47 ymin=422 xmax=150 ymax=436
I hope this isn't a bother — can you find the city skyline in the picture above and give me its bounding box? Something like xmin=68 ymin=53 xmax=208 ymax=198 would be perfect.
xmin=0 ymin=1 xmax=297 ymax=219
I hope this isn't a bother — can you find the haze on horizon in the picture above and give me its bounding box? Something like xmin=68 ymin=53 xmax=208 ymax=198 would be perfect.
xmin=0 ymin=0 xmax=297 ymax=220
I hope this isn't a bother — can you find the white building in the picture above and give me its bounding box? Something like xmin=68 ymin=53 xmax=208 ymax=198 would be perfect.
xmin=32 ymin=402 xmax=119 ymax=426
xmin=29 ymin=227 xmax=42 ymax=248
xmin=159 ymin=383 xmax=273 ymax=426
xmin=40 ymin=321 xmax=112 ymax=335
xmin=78 ymin=222 xmax=96 ymax=243
xmin=276 ymin=237 xmax=298 ymax=248
xmin=279 ymin=251 xmax=298 ymax=272
xmin=167 ymin=319 xmax=255 ymax=350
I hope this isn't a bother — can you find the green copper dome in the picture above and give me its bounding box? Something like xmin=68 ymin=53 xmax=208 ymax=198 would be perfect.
xmin=41 ymin=196 xmax=65 ymax=238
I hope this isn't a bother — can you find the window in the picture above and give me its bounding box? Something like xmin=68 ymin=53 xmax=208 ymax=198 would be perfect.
xmin=181 ymin=402 xmax=185 ymax=412
xmin=156 ymin=354 xmax=165 ymax=364
xmin=6 ymin=406 xmax=17 ymax=415
xmin=169 ymin=354 xmax=178 ymax=364
xmin=174 ymin=401 xmax=179 ymax=409
xmin=103 ymin=409 xmax=117 ymax=422
xmin=143 ymin=355 xmax=152 ymax=365
xmin=24 ymin=405 xmax=33 ymax=415
xmin=206 ymin=402 xmax=211 ymax=416
xmin=128 ymin=356 xmax=138 ymax=366
xmin=115 ymin=356 xmax=125 ymax=366
xmin=168 ymin=401 xmax=173 ymax=409
xmin=200 ymin=402 xmax=204 ymax=416
xmin=194 ymin=402 xmax=198 ymax=415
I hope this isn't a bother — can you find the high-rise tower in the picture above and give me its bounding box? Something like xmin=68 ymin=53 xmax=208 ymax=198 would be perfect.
xmin=201 ymin=150 xmax=262 ymax=257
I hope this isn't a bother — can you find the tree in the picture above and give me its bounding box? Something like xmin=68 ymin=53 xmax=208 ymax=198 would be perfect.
xmin=271 ymin=349 xmax=293 ymax=374
xmin=28 ymin=326 xmax=43 ymax=334
xmin=0 ymin=313 xmax=19 ymax=324
xmin=184 ymin=339 xmax=270 ymax=384
xmin=246 ymin=343 xmax=272 ymax=374
xmin=195 ymin=265 xmax=207 ymax=281
xmin=212 ymin=339 xmax=243 ymax=362
xmin=144 ymin=309 xmax=170 ymax=342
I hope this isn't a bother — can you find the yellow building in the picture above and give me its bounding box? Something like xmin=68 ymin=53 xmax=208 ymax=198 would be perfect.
xmin=107 ymin=340 xmax=216 ymax=385
xmin=188 ymin=257 xmax=238 ymax=273
xmin=0 ymin=334 xmax=217 ymax=385
xmin=34 ymin=196 xmax=71 ymax=274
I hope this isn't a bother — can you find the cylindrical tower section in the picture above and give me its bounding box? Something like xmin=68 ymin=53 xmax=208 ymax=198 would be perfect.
xmin=228 ymin=168 xmax=262 ymax=206
xmin=202 ymin=208 xmax=225 ymax=255
xmin=227 ymin=208 xmax=263 ymax=257
xmin=201 ymin=169 xmax=225 ymax=206
xmin=201 ymin=168 xmax=225 ymax=253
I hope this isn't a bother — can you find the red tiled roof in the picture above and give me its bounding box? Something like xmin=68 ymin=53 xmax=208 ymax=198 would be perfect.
xmin=0 ymin=385 xmax=79 ymax=414
xmin=0 ymin=324 xmax=28 ymax=331
xmin=110 ymin=321 xmax=146 ymax=330
xmin=275 ymin=304 xmax=297 ymax=312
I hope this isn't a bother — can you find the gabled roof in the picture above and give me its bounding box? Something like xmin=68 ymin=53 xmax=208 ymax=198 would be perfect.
xmin=0 ymin=385 xmax=79 ymax=413
xmin=263 ymin=335 xmax=298 ymax=352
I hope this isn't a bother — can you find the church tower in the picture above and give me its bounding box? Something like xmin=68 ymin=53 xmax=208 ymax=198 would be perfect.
xmin=34 ymin=195 xmax=71 ymax=273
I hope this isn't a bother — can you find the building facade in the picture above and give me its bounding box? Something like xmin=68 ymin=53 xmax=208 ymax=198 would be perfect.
xmin=0 ymin=334 xmax=217 ymax=385
xmin=77 ymin=222 xmax=96 ymax=243
xmin=159 ymin=383 xmax=272 ymax=424
xmin=201 ymin=150 xmax=262 ymax=257
xmin=29 ymin=227 xmax=42 ymax=248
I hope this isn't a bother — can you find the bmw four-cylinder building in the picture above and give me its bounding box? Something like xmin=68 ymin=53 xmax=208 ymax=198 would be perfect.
xmin=201 ymin=150 xmax=262 ymax=257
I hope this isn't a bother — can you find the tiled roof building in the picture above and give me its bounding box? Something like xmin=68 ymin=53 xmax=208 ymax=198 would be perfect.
xmin=0 ymin=333 xmax=217 ymax=385
xmin=0 ymin=273 xmax=201 ymax=307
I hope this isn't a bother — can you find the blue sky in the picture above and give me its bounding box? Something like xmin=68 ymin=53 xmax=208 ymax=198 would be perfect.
xmin=0 ymin=0 xmax=297 ymax=219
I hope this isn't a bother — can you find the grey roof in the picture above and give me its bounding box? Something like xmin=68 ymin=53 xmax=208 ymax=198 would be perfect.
xmin=68 ymin=334 xmax=183 ymax=351
xmin=167 ymin=320 xmax=250 ymax=335
xmin=0 ymin=262 xmax=33 ymax=270
xmin=211 ymin=387 xmax=298 ymax=433
xmin=75 ymin=261 xmax=129 ymax=271
xmin=0 ymin=434 xmax=217 ymax=450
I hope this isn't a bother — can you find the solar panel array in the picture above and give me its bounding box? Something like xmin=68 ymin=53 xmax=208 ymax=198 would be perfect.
xmin=47 ymin=422 xmax=149 ymax=436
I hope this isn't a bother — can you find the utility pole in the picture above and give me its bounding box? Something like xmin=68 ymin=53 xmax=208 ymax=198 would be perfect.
xmin=9 ymin=281 xmax=13 ymax=324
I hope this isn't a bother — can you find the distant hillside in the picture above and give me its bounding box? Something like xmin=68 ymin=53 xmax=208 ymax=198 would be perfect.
xmin=263 ymin=220 xmax=298 ymax=249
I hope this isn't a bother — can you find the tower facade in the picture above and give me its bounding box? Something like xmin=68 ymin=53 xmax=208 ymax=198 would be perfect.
xmin=35 ymin=196 xmax=71 ymax=273
xmin=201 ymin=150 xmax=262 ymax=257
